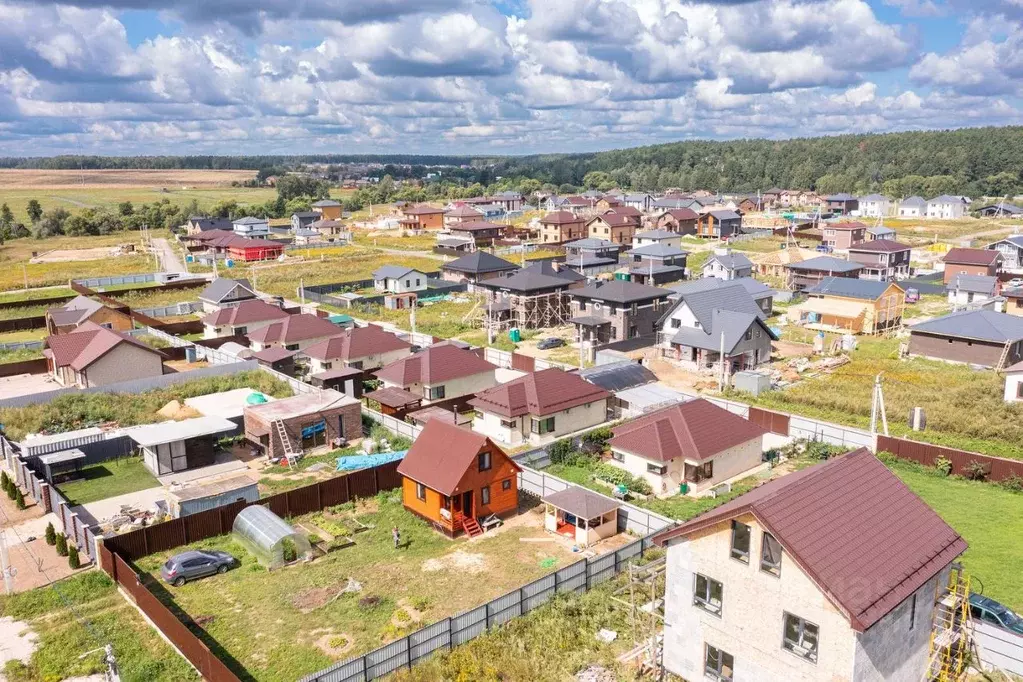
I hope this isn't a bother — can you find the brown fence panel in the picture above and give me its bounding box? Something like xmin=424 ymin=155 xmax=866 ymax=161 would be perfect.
xmin=286 ymin=486 xmax=322 ymax=516
xmin=184 ymin=507 xmax=226 ymax=541
xmin=153 ymin=320 xmax=204 ymax=335
xmin=348 ymin=467 xmax=379 ymax=498
xmin=104 ymin=529 xmax=149 ymax=561
xmin=376 ymin=460 xmax=402 ymax=490
xmin=748 ymin=407 xmax=790 ymax=436
xmin=264 ymin=492 xmax=290 ymax=519
xmin=0 ymin=358 xmax=49 ymax=377
xmin=877 ymin=435 xmax=1023 ymax=482
xmin=145 ymin=519 xmax=188 ymax=555
xmin=319 ymin=476 xmax=350 ymax=507
xmin=0 ymin=316 xmax=46 ymax=333
xmin=0 ymin=294 xmax=74 ymax=311
xmin=511 ymin=352 xmax=535 ymax=373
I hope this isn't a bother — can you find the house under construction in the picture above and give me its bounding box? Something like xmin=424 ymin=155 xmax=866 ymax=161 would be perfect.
xmin=476 ymin=262 xmax=584 ymax=332
xmin=785 ymin=276 xmax=906 ymax=335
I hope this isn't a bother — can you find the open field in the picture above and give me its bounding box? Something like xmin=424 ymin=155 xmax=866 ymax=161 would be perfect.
xmin=350 ymin=231 xmax=439 ymax=251
xmin=112 ymin=286 xmax=204 ymax=310
xmin=134 ymin=492 xmax=587 ymax=682
xmin=0 ymin=287 xmax=74 ymax=305
xmin=0 ymin=571 xmax=199 ymax=682
xmin=884 ymin=217 xmax=1014 ymax=245
xmin=58 ymin=457 xmax=160 ymax=506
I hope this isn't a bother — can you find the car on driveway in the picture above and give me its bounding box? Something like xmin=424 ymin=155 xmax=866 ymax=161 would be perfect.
xmin=161 ymin=550 xmax=237 ymax=587
xmin=536 ymin=337 xmax=566 ymax=350
xmin=1006 ymin=278 xmax=1023 ymax=289
xmin=970 ymin=593 xmax=1023 ymax=635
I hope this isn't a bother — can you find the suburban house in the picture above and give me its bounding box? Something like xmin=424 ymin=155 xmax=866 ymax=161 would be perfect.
xmin=399 ymin=204 xmax=447 ymax=230
xmin=653 ymin=448 xmax=967 ymax=682
xmin=293 ymin=228 xmax=322 ymax=245
xmin=752 ymin=247 xmax=820 ymax=280
xmin=244 ymin=390 xmax=362 ymax=460
xmin=447 ymin=220 xmax=505 ymax=247
xmin=926 ymin=195 xmax=969 ymax=219
xmin=623 ymin=193 xmax=655 ymax=211
xmin=657 ymin=281 xmax=775 ymax=372
xmin=444 ymin=204 xmax=485 ymax=227
xmin=440 ymin=251 xmax=519 ymax=288
xmin=633 ymin=229 xmax=682 ymax=249
xmin=626 ymin=244 xmax=688 ymax=286
xmin=986 ymin=236 xmax=1023 ymax=270
xmin=786 ymin=256 xmax=864 ymax=291
xmin=653 ymin=197 xmax=704 ymax=212
xmin=311 ymin=199 xmax=342 ymax=220
xmin=311 ymin=219 xmax=346 ymax=238
xmin=1003 ymin=362 xmax=1023 ymax=401
xmin=897 ymin=196 xmax=927 ymax=217
xmin=198 ymin=278 xmax=257 ymax=313
xmin=656 ymin=208 xmax=699 ymax=234
xmin=540 ymin=211 xmax=587 ymax=244
xmin=469 ymin=368 xmax=611 ymax=446
xmin=491 ymin=191 xmax=524 ymax=212
xmin=908 ymin=310 xmax=1023 ymax=368
xmin=976 ymin=202 xmax=1023 ymax=218
xmin=857 ymin=194 xmax=891 ymax=217
xmin=788 ymin=277 xmax=905 ymax=334
xmin=246 ymin=314 xmax=343 ymax=352
xmin=947 ymin=274 xmax=999 ymax=308
xmin=847 ymin=240 xmax=912 ymax=281
xmin=696 ymin=210 xmax=742 ymax=239
xmin=303 ymin=324 xmax=412 ymax=375
xmin=372 ymin=266 xmax=429 ymax=294
xmin=702 ymin=251 xmax=753 ymax=281
xmin=45 ymin=296 xmax=132 ymax=335
xmin=290 ymin=211 xmax=318 ymax=232
xmin=227 ymin=237 xmax=285 ymax=262
xmin=941 ymin=248 xmax=1001 ymax=285
xmin=126 ymin=416 xmax=238 ymax=478
xmin=824 ymin=193 xmax=859 ymax=214
xmin=564 ymin=238 xmax=621 ymax=262
xmin=668 ymin=277 xmax=774 ymax=316
xmin=232 ymin=216 xmax=270 ymax=239
xmin=587 ymin=213 xmax=638 ymax=244
xmin=44 ymin=322 xmax=165 ymax=388
xmin=569 ymin=280 xmax=673 ymax=346
xmin=184 ymin=216 xmax=233 ymax=235
xmin=375 ymin=343 xmax=498 ymax=405
xmin=866 ymin=224 xmax=897 ymax=241
xmin=604 ymin=205 xmax=644 ymax=226
xmin=397 ymin=419 xmax=521 ymax=538
xmin=822 ymin=221 xmax=868 ymax=249
xmin=201 ymin=299 xmax=290 ymax=339
xmin=1003 ymin=287 xmax=1023 ymax=317
xmin=608 ymin=399 xmax=767 ymax=496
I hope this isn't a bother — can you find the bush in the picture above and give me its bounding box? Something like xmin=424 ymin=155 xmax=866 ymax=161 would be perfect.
xmin=68 ymin=545 xmax=81 ymax=569
xmin=546 ymin=439 xmax=576 ymax=465
xmin=55 ymin=533 xmax=68 ymax=557
xmin=281 ymin=537 xmax=297 ymax=563
xmin=934 ymin=456 xmax=953 ymax=476
xmin=581 ymin=427 xmax=613 ymax=453
xmin=0 ymin=470 xmax=9 ymax=491
xmin=44 ymin=522 xmax=56 ymax=546
xmin=997 ymin=474 xmax=1023 ymax=493
xmin=14 ymin=489 xmax=25 ymax=510
xmin=963 ymin=460 xmax=989 ymax=481
xmin=593 ymin=463 xmax=653 ymax=495
xmin=5 ymin=477 xmax=16 ymax=500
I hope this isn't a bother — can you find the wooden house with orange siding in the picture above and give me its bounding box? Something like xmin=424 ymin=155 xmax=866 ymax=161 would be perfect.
xmin=397 ymin=420 xmax=521 ymax=538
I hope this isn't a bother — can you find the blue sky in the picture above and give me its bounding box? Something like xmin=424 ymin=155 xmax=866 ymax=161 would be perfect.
xmin=0 ymin=0 xmax=1019 ymax=156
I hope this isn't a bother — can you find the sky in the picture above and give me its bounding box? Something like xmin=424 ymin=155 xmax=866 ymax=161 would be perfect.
xmin=0 ymin=0 xmax=1020 ymax=156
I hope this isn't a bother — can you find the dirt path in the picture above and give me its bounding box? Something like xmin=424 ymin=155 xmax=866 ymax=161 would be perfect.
xmin=48 ymin=195 xmax=95 ymax=209
xmin=151 ymin=237 xmax=185 ymax=272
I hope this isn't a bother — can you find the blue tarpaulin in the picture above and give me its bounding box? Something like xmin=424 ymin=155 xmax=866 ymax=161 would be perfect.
xmin=301 ymin=421 xmax=326 ymax=438
xmin=337 ymin=450 xmax=407 ymax=471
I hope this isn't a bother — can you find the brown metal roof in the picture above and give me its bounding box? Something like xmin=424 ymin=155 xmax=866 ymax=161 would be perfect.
xmin=543 ymin=486 xmax=620 ymax=519
xmin=653 ymin=448 xmax=968 ymax=632
xmin=249 ymin=347 xmax=295 ymax=363
xmin=446 ymin=205 xmax=485 ymax=218
xmin=826 ymin=221 xmax=867 ymax=231
xmin=588 ymin=213 xmax=634 ymax=229
xmin=541 ymin=211 xmax=583 ymax=225
xmin=46 ymin=322 xmax=163 ymax=371
xmin=662 ymin=207 xmax=699 ymax=221
xmin=374 ymin=343 xmax=496 ymax=386
xmin=606 ymin=206 xmax=642 ymax=217
xmin=403 ymin=204 xmax=447 ymax=215
xmin=365 ymin=386 xmax=422 ymax=408
xmin=609 ymin=399 xmax=766 ymax=463
xmin=942 ymin=247 xmax=1000 ymax=266
xmin=449 ymin=221 xmax=504 ymax=233
xmin=201 ymin=299 xmax=290 ymax=326
xmin=468 ymin=368 xmax=610 ymax=419
xmin=245 ymin=313 xmax=341 ymax=345
xmin=848 ymin=239 xmax=911 ymax=254
xmin=303 ymin=325 xmax=411 ymax=362
xmin=397 ymin=420 xmax=518 ymax=495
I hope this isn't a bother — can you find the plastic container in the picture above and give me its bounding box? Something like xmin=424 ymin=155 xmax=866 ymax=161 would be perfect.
xmin=509 ymin=328 xmax=521 ymax=342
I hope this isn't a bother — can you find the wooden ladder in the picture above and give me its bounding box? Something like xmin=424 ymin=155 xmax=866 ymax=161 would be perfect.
xmin=272 ymin=418 xmax=300 ymax=468
xmin=461 ymin=516 xmax=483 ymax=538
xmin=995 ymin=339 xmax=1013 ymax=372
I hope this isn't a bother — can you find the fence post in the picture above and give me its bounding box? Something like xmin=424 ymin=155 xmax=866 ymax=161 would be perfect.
xmin=406 ymin=634 xmax=413 ymax=670
xmin=40 ymin=482 xmax=51 ymax=513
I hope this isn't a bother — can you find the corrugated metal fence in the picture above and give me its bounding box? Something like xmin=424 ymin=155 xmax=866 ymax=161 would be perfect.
xmin=877 ymin=435 xmax=1023 ymax=482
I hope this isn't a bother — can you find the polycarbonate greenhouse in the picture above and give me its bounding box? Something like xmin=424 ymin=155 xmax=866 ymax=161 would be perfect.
xmin=231 ymin=504 xmax=311 ymax=569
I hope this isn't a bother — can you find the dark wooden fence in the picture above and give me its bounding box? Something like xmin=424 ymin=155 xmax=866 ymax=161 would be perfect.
xmin=748 ymin=407 xmax=790 ymax=436
xmin=0 ymin=357 xmax=48 ymax=377
xmin=0 ymin=294 xmax=75 ymax=311
xmin=0 ymin=315 xmax=47 ymax=333
xmin=877 ymin=436 xmax=1023 ymax=482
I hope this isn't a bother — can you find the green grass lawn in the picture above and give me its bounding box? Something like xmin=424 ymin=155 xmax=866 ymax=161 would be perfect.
xmin=0 ymin=347 xmax=44 ymax=363
xmin=0 ymin=304 xmax=50 ymax=320
xmin=0 ymin=328 xmax=47 ymax=343
xmin=133 ymin=492 xmax=581 ymax=682
xmin=0 ymin=571 xmax=199 ymax=682
xmin=887 ymin=458 xmax=1022 ymax=612
xmin=0 ymin=287 xmax=74 ymax=305
xmin=57 ymin=458 xmax=160 ymax=506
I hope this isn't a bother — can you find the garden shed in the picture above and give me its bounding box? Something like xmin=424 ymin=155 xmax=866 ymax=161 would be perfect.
xmin=37 ymin=448 xmax=86 ymax=484
xmin=232 ymin=504 xmax=312 ymax=569
xmin=542 ymin=487 xmax=620 ymax=548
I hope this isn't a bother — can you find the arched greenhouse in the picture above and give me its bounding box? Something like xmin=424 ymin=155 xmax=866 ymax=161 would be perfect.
xmin=232 ymin=504 xmax=311 ymax=569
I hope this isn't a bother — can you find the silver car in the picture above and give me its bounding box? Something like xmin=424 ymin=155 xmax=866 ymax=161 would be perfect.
xmin=160 ymin=550 xmax=236 ymax=587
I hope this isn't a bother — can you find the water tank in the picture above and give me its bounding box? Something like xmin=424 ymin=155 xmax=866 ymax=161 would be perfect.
xmin=185 ymin=254 xmax=194 ymax=263
xmin=225 ymin=258 xmax=235 ymax=268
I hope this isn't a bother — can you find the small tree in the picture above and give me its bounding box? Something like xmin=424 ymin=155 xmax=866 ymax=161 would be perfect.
xmin=15 ymin=489 xmax=25 ymax=510
xmin=6 ymin=478 xmax=17 ymax=501
xmin=0 ymin=470 xmax=9 ymax=491
xmin=68 ymin=545 xmax=81 ymax=570
xmin=26 ymin=199 xmax=42 ymax=224
xmin=45 ymin=522 xmax=56 ymax=546
xmin=55 ymin=533 xmax=68 ymax=557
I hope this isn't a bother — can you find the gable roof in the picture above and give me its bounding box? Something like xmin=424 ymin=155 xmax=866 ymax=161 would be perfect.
xmin=374 ymin=343 xmax=496 ymax=386
xmin=198 ymin=278 xmax=255 ymax=304
xmin=606 ymin=205 xmax=643 ymax=217
xmin=706 ymin=209 xmax=740 ymax=220
xmin=45 ymin=322 xmax=163 ymax=371
xmin=446 ymin=205 xmax=485 ymax=218
xmin=988 ymin=235 xmax=1023 ymax=250
xmin=201 ymin=299 xmax=290 ymax=326
xmin=634 ymin=229 xmax=677 ymax=240
xmin=232 ymin=216 xmax=267 ymax=226
xmin=188 ymin=217 xmax=234 ymax=232
xmin=942 ymin=247 xmax=1000 ymax=267
xmin=303 ymin=325 xmax=411 ymax=362
xmin=653 ymin=448 xmax=967 ymax=632
xmin=825 ymin=220 xmax=867 ymax=231
xmin=372 ymin=265 xmax=425 ymax=280
xmin=572 ymin=280 xmax=671 ymax=304
xmin=786 ymin=255 xmax=863 ymax=273
xmin=610 ymin=399 xmax=766 ymax=464
xmin=858 ymin=193 xmax=888 ymax=202
xmin=660 ymin=207 xmax=700 ymax=221
xmin=848 ymin=239 xmax=910 ymax=254
xmin=670 ymin=309 xmax=776 ymax=353
xmin=948 ymin=274 xmax=998 ymax=295
xmin=563 ymin=238 xmax=617 ymax=250
xmin=663 ymin=280 xmax=767 ymax=328
xmin=704 ymin=252 xmax=752 ymax=271
xmin=807 ymin=276 xmax=901 ymax=301
xmin=403 ymin=204 xmax=447 ymax=215
xmin=910 ymin=309 xmax=1023 ymax=343
xmin=47 ymin=296 xmax=105 ymax=327
xmin=899 ymin=196 xmax=926 ymax=207
xmin=668 ymin=277 xmax=773 ymax=303
xmin=449 ymin=220 xmax=504 ymax=233
xmin=312 ymin=199 xmax=341 ymax=208
xmin=541 ymin=211 xmax=583 ymax=225
xmin=929 ymin=194 xmax=968 ymax=204
xmin=469 ymin=368 xmax=610 ymax=418
xmin=866 ymin=225 xmax=896 ymax=236
xmin=589 ymin=213 xmax=635 ymax=229
xmin=442 ymin=251 xmax=519 ymax=275
xmin=246 ymin=314 xmax=342 ymax=345
xmin=397 ymin=419 xmax=517 ymax=495
xmin=826 ymin=193 xmax=856 ymax=201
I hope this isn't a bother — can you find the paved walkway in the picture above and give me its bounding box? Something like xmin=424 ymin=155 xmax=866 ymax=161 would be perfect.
xmin=151 ymin=237 xmax=185 ymax=273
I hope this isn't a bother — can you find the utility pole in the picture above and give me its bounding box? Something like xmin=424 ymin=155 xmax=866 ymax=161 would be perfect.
xmin=22 ymin=264 xmax=28 ymax=290
xmin=299 ymin=277 xmax=305 ymax=306
xmin=718 ymin=331 xmax=727 ymax=391
xmin=0 ymin=530 xmax=13 ymax=595
xmin=869 ymin=373 xmax=889 ymax=436
xmin=410 ymin=304 xmax=417 ymax=340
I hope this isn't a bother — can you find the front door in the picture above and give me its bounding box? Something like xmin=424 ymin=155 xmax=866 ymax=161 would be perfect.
xmin=461 ymin=491 xmax=474 ymax=519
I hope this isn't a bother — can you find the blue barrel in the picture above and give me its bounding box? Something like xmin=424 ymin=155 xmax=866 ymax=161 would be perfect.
xmin=225 ymin=259 xmax=234 ymax=268
xmin=185 ymin=346 xmax=197 ymax=363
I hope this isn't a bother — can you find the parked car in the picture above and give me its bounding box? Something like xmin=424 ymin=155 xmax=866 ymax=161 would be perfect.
xmin=970 ymin=593 xmax=1023 ymax=635
xmin=1005 ymin=278 xmax=1023 ymax=289
xmin=161 ymin=550 xmax=237 ymax=587
xmin=537 ymin=337 xmax=566 ymax=350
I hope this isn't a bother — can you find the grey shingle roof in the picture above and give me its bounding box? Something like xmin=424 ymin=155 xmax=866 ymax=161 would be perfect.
xmin=199 ymin=278 xmax=255 ymax=303
xmin=899 ymin=196 xmax=926 ymax=207
xmin=670 ymin=310 xmax=775 ymax=353
xmin=708 ymin=209 xmax=741 ymax=220
xmin=787 ymin=256 xmax=862 ymax=273
xmin=628 ymin=243 xmax=688 ymax=258
xmin=634 ymin=229 xmax=677 ymax=240
xmin=947 ymin=274 xmax=997 ymax=295
xmin=523 ymin=261 xmax=585 ymax=283
xmin=704 ymin=252 xmax=752 ymax=271
xmin=668 ymin=277 xmax=773 ymax=301
xmin=652 ymin=197 xmax=702 ymax=210
xmin=929 ymin=195 xmax=968 ymax=204
xmin=478 ymin=268 xmax=572 ymax=293
xmin=442 ymin=251 xmax=519 ymax=275
xmin=827 ymin=193 xmax=856 ymax=201
xmin=564 ymin=238 xmax=616 ymax=250
xmin=807 ymin=276 xmax=898 ymax=300
xmin=911 ymin=310 xmax=1023 ymax=343
xmin=572 ymin=280 xmax=671 ymax=304
xmin=858 ymin=194 xmax=888 ymax=202
xmin=664 ymin=281 xmax=767 ymax=332
xmin=232 ymin=216 xmax=266 ymax=225
xmin=373 ymin=265 xmax=424 ymax=280
xmin=543 ymin=486 xmax=619 ymax=519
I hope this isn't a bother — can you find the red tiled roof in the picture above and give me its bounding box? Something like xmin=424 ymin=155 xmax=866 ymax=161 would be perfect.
xmin=468 ymin=368 xmax=611 ymax=418
xmin=374 ymin=343 xmax=496 ymax=386
xmin=848 ymin=239 xmax=911 ymax=253
xmin=304 ymin=325 xmax=411 ymax=362
xmin=201 ymin=300 xmax=290 ymax=326
xmin=46 ymin=322 xmax=162 ymax=371
xmin=403 ymin=204 xmax=447 ymax=215
xmin=541 ymin=211 xmax=583 ymax=225
xmin=606 ymin=206 xmax=642 ymax=217
xmin=565 ymin=196 xmax=591 ymax=206
xmin=397 ymin=420 xmax=518 ymax=495
xmin=653 ymin=448 xmax=968 ymax=632
xmin=589 ymin=214 xmax=634 ymax=229
xmin=246 ymin=314 xmax=341 ymax=345
xmin=942 ymin=247 xmax=1000 ymax=266
xmin=609 ymin=399 xmax=766 ymax=463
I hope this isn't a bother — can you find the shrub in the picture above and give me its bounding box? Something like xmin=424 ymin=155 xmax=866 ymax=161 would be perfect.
xmin=581 ymin=427 xmax=613 ymax=453
xmin=55 ymin=533 xmax=68 ymax=557
xmin=5 ymin=478 xmax=16 ymax=501
xmin=997 ymin=474 xmax=1023 ymax=493
xmin=14 ymin=489 xmax=25 ymax=510
xmin=68 ymin=545 xmax=81 ymax=569
xmin=0 ymin=471 xmax=9 ymax=491
xmin=411 ymin=596 xmax=430 ymax=612
xmin=934 ymin=456 xmax=953 ymax=477
xmin=593 ymin=463 xmax=652 ymax=495
xmin=44 ymin=522 xmax=56 ymax=546
xmin=328 ymin=635 xmax=349 ymax=650
xmin=281 ymin=537 xmax=297 ymax=563
xmin=963 ymin=460 xmax=989 ymax=481
xmin=546 ymin=439 xmax=576 ymax=465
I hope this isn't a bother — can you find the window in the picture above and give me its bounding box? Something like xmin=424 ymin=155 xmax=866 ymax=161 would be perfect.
xmin=782 ymin=613 xmax=819 ymax=663
xmin=730 ymin=521 xmax=751 ymax=563
xmin=415 ymin=482 xmax=426 ymax=501
xmin=744 ymin=328 xmax=752 ymax=341
xmin=646 ymin=462 xmax=668 ymax=475
xmin=480 ymin=485 xmax=491 ymax=505
xmin=502 ymin=478 xmax=512 ymax=491
xmin=428 ymin=385 xmax=446 ymax=400
xmin=478 ymin=451 xmax=492 ymax=472
xmin=500 ymin=418 xmax=516 ymax=428
xmin=611 ymin=450 xmax=624 ymax=462
xmin=405 ymin=279 xmax=410 ymax=287
xmin=531 ymin=416 xmax=556 ymax=434
xmin=693 ymin=574 xmax=723 ymax=616
xmin=761 ymin=532 xmax=782 ymax=577
xmin=473 ymin=410 xmax=484 ymax=420
xmin=348 ymin=360 xmax=363 ymax=370
xmin=285 ymin=344 xmax=300 ymax=351
xmin=323 ymin=362 xmax=333 ymax=370
xmin=416 ymin=278 xmax=421 ymax=286
xmin=671 ymin=318 xmax=681 ymax=329
xmin=704 ymin=644 xmax=734 ymax=681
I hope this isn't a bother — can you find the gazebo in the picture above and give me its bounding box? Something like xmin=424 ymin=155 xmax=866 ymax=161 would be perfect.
xmin=365 ymin=386 xmax=423 ymax=417
xmin=542 ymin=487 xmax=620 ymax=548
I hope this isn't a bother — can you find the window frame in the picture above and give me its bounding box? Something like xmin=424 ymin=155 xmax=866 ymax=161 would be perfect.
xmin=427 ymin=385 xmax=446 ymax=400
xmin=646 ymin=462 xmax=668 ymax=476
xmin=693 ymin=573 xmax=723 ymax=617
xmin=730 ymin=520 xmax=751 ymax=564
xmin=703 ymin=643 xmax=734 ymax=682
xmin=415 ymin=482 xmax=426 ymax=501
xmin=760 ymin=531 xmax=782 ymax=577
xmin=501 ymin=478 xmax=512 ymax=491
xmin=478 ymin=451 xmax=492 ymax=472
xmin=480 ymin=485 xmax=491 ymax=506
xmin=782 ymin=612 xmax=820 ymax=664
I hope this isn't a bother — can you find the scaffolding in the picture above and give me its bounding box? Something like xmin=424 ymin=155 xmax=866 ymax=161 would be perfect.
xmin=481 ymin=290 xmax=569 ymax=333
xmin=610 ymin=555 xmax=666 ymax=679
xmin=925 ymin=563 xmax=973 ymax=682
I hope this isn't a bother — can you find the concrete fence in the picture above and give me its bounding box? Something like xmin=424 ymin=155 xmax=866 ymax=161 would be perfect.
xmin=135 ymin=301 xmax=201 ymax=318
